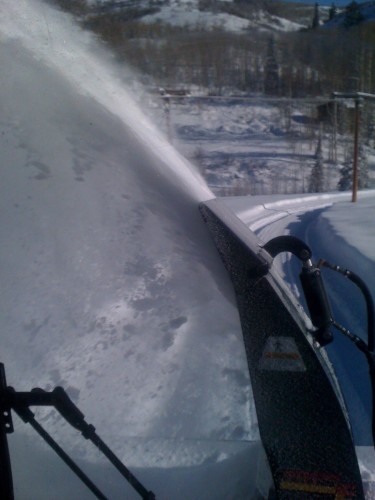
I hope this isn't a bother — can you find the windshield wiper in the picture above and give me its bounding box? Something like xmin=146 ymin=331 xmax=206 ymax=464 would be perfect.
xmin=0 ymin=365 xmax=156 ymax=500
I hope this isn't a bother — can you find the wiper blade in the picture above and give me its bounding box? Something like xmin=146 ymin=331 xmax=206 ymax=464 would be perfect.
xmin=0 ymin=365 xmax=156 ymax=500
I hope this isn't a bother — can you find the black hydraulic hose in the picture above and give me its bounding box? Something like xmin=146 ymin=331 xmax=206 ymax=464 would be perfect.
xmin=300 ymin=262 xmax=334 ymax=346
xmin=262 ymin=237 xmax=375 ymax=449
xmin=332 ymin=321 xmax=375 ymax=447
xmin=263 ymin=235 xmax=312 ymax=262
xmin=314 ymin=260 xmax=375 ymax=447
xmin=318 ymin=259 xmax=375 ymax=447
xmin=318 ymin=260 xmax=375 ymax=352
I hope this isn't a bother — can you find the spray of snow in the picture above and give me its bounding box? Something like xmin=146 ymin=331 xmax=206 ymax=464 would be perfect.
xmin=0 ymin=2 xmax=264 ymax=498
xmin=0 ymin=0 xmax=212 ymax=203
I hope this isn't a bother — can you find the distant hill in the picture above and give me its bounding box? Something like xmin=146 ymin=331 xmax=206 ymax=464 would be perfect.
xmin=51 ymin=0 xmax=375 ymax=97
xmin=87 ymin=0 xmax=306 ymax=33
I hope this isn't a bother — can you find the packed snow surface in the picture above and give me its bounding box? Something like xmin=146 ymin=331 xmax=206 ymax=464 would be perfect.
xmin=0 ymin=1 xmax=259 ymax=498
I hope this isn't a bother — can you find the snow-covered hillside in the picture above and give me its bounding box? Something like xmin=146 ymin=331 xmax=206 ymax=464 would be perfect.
xmin=141 ymin=1 xmax=303 ymax=33
xmin=88 ymin=0 xmax=304 ymax=32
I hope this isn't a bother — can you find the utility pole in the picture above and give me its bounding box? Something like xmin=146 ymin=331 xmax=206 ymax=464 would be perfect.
xmin=332 ymin=92 xmax=375 ymax=202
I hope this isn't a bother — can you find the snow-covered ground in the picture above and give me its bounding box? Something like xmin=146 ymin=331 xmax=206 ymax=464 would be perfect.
xmin=1 ymin=0 xmax=375 ymax=498
xmin=147 ymin=96 xmax=375 ymax=197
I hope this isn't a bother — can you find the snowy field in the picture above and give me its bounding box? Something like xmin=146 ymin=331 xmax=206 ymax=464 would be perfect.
xmin=145 ymin=94 xmax=375 ymax=197
xmin=1 ymin=0 xmax=375 ymax=498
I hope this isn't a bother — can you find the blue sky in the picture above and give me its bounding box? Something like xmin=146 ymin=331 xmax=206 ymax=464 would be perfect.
xmin=286 ymin=0 xmax=368 ymax=6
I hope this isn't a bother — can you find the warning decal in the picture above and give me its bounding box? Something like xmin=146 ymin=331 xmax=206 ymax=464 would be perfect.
xmin=259 ymin=336 xmax=306 ymax=372
xmin=279 ymin=469 xmax=357 ymax=499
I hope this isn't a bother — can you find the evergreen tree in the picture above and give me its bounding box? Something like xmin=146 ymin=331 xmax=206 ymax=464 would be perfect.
xmin=312 ymin=3 xmax=320 ymax=29
xmin=337 ymin=161 xmax=352 ymax=191
xmin=264 ymin=37 xmax=280 ymax=96
xmin=338 ymin=145 xmax=369 ymax=191
xmin=358 ymin=145 xmax=370 ymax=188
xmin=365 ymin=109 xmax=375 ymax=148
xmin=328 ymin=3 xmax=337 ymax=21
xmin=344 ymin=1 xmax=364 ymax=28
xmin=308 ymin=135 xmax=324 ymax=192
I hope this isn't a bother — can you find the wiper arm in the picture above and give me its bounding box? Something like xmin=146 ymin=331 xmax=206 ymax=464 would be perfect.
xmin=0 ymin=365 xmax=156 ymax=500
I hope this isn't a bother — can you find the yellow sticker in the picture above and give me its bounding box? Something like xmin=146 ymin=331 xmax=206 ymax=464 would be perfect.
xmin=259 ymin=336 xmax=306 ymax=372
xmin=279 ymin=469 xmax=357 ymax=499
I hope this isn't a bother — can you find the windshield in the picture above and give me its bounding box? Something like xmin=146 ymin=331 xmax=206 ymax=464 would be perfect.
xmin=1 ymin=0 xmax=375 ymax=498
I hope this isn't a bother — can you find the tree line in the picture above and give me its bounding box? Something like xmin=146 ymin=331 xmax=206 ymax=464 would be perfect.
xmin=46 ymin=0 xmax=375 ymax=194
xmin=48 ymin=0 xmax=375 ymax=98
